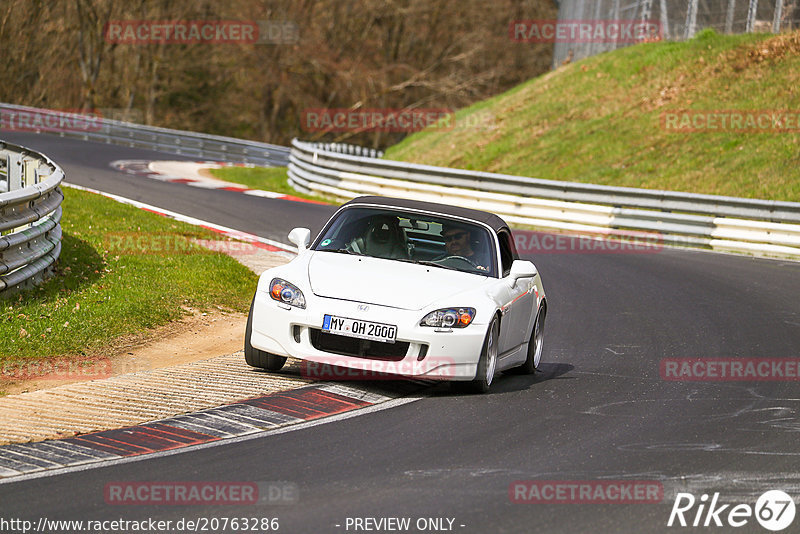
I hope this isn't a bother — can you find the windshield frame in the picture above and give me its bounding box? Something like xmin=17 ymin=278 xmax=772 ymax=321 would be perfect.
xmin=311 ymin=203 xmax=500 ymax=278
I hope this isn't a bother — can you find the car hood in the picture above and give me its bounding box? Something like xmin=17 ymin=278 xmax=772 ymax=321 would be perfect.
xmin=307 ymin=252 xmax=488 ymax=311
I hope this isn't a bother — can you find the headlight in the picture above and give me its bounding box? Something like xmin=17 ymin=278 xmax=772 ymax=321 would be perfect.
xmin=268 ymin=278 xmax=306 ymax=309
xmin=420 ymin=307 xmax=476 ymax=328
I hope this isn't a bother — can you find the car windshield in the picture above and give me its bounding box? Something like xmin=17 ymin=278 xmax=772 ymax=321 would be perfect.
xmin=313 ymin=206 xmax=497 ymax=277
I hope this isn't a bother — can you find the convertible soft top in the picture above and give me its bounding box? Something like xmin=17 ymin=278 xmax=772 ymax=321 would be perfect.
xmin=341 ymin=196 xmax=510 ymax=233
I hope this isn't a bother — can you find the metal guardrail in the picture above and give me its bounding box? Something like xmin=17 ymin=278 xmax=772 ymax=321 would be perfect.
xmin=0 ymin=141 xmax=64 ymax=296
xmin=299 ymin=142 xmax=384 ymax=159
xmin=288 ymin=139 xmax=800 ymax=258
xmin=2 ymin=102 xmax=797 ymax=261
xmin=0 ymin=103 xmax=290 ymax=167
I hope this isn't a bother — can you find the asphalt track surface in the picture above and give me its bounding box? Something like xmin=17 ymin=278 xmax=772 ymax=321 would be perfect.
xmin=2 ymin=132 xmax=800 ymax=533
xmin=2 ymin=132 xmax=335 ymax=242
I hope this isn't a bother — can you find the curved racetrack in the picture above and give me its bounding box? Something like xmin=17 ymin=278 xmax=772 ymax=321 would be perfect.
xmin=2 ymin=132 xmax=799 ymax=533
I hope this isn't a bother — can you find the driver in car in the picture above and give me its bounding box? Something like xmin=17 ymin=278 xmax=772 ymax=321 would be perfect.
xmin=440 ymin=224 xmax=489 ymax=271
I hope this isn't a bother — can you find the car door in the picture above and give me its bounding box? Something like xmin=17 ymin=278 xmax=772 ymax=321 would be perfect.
xmin=496 ymin=229 xmax=536 ymax=355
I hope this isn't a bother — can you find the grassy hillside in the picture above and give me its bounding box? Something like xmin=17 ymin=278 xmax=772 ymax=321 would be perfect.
xmin=385 ymin=30 xmax=800 ymax=202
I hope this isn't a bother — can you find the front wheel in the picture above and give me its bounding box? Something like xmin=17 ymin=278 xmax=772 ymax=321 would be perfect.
xmin=244 ymin=296 xmax=287 ymax=371
xmin=514 ymin=307 xmax=545 ymax=375
xmin=454 ymin=316 xmax=499 ymax=394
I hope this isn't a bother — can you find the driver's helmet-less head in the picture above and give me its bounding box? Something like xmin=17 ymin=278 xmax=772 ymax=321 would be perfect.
xmin=441 ymin=223 xmax=476 ymax=244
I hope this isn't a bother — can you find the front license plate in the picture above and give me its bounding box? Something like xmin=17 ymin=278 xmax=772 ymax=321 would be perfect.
xmin=322 ymin=315 xmax=397 ymax=344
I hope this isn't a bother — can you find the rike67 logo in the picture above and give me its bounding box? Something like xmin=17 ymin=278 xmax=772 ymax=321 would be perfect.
xmin=668 ymin=490 xmax=796 ymax=531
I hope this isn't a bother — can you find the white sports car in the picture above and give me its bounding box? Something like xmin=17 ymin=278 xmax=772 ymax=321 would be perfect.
xmin=245 ymin=196 xmax=546 ymax=393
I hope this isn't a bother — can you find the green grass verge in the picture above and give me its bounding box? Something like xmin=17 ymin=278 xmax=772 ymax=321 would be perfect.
xmin=386 ymin=29 xmax=800 ymax=202
xmin=1 ymin=187 xmax=257 ymax=370
xmin=209 ymin=166 xmax=334 ymax=204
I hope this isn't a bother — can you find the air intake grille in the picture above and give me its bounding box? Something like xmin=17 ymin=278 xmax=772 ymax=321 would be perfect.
xmin=309 ymin=329 xmax=409 ymax=360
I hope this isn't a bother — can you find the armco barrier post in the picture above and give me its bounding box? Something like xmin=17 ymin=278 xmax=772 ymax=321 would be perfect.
xmin=7 ymin=152 xmax=22 ymax=192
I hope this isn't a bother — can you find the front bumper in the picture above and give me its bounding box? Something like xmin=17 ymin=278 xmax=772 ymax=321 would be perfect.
xmin=249 ymin=290 xmax=488 ymax=381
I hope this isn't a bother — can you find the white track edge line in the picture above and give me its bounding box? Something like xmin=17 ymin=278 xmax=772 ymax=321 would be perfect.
xmin=61 ymin=182 xmax=297 ymax=254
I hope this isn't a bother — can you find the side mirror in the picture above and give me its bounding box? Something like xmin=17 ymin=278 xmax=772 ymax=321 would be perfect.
xmin=288 ymin=227 xmax=311 ymax=251
xmin=509 ymin=259 xmax=537 ymax=281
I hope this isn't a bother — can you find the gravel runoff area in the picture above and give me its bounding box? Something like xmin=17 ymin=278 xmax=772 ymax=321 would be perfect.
xmin=0 ymin=354 xmax=313 ymax=445
xmin=0 ymin=247 xmax=310 ymax=445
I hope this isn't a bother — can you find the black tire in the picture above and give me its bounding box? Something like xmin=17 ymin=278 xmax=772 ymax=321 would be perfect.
xmin=244 ymin=296 xmax=287 ymax=371
xmin=512 ymin=307 xmax=545 ymax=375
xmin=453 ymin=316 xmax=499 ymax=394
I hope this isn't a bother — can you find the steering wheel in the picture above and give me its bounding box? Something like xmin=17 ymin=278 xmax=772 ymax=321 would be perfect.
xmin=438 ymin=255 xmax=479 ymax=268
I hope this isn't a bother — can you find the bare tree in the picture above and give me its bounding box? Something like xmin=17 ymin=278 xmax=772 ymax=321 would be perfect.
xmin=0 ymin=0 xmax=556 ymax=147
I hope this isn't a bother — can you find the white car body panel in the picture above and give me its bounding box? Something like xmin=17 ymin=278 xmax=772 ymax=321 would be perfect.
xmin=248 ymin=199 xmax=546 ymax=383
xmin=307 ymin=253 xmax=489 ymax=311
